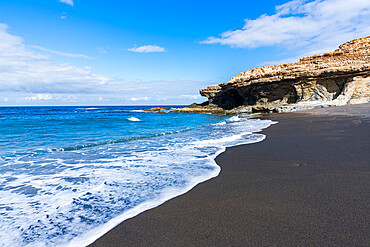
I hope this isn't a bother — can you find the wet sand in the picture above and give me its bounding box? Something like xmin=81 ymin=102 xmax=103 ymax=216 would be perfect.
xmin=90 ymin=104 xmax=370 ymax=247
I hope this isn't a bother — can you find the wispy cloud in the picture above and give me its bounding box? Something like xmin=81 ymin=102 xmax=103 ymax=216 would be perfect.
xmin=130 ymin=96 xmax=150 ymax=102
xmin=25 ymin=94 xmax=53 ymax=101
xmin=28 ymin=45 xmax=94 ymax=59
xmin=61 ymin=12 xmax=67 ymax=19
xmin=0 ymin=23 xmax=207 ymax=105
xmin=29 ymin=45 xmax=93 ymax=59
xmin=181 ymin=95 xmax=202 ymax=100
xmin=59 ymin=0 xmax=74 ymax=7
xmin=0 ymin=23 xmax=113 ymax=94
xmin=127 ymin=45 xmax=165 ymax=53
xmin=201 ymin=0 xmax=370 ymax=54
xmin=97 ymin=47 xmax=109 ymax=54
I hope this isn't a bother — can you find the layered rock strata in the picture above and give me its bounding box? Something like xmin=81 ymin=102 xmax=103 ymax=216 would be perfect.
xmin=183 ymin=36 xmax=370 ymax=114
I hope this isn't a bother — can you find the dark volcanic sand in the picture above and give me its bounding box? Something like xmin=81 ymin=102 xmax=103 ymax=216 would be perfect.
xmin=90 ymin=104 xmax=370 ymax=247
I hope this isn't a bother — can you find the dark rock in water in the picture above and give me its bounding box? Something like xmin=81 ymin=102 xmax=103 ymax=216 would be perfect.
xmin=187 ymin=101 xmax=209 ymax=108
xmin=141 ymin=107 xmax=171 ymax=113
xmin=170 ymin=102 xmax=228 ymax=114
xmin=295 ymin=162 xmax=310 ymax=167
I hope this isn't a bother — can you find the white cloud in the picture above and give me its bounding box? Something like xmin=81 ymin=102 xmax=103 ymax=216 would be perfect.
xmin=25 ymin=94 xmax=53 ymax=101
xmin=59 ymin=0 xmax=74 ymax=7
xmin=180 ymin=95 xmax=202 ymax=100
xmin=29 ymin=45 xmax=94 ymax=59
xmin=201 ymin=0 xmax=370 ymax=53
xmin=0 ymin=23 xmax=208 ymax=106
xmin=128 ymin=45 xmax=165 ymax=53
xmin=130 ymin=96 xmax=150 ymax=102
xmin=0 ymin=23 xmax=114 ymax=94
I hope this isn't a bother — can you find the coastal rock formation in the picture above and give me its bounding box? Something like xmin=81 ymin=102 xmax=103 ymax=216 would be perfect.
xmin=142 ymin=107 xmax=171 ymax=113
xmin=193 ymin=36 xmax=370 ymax=113
xmin=143 ymin=104 xmax=228 ymax=115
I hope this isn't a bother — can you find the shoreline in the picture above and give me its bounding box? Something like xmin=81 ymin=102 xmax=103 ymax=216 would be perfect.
xmin=76 ymin=115 xmax=274 ymax=247
xmin=90 ymin=103 xmax=369 ymax=246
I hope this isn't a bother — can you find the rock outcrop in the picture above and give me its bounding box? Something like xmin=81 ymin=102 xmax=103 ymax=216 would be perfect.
xmin=192 ymin=36 xmax=370 ymax=113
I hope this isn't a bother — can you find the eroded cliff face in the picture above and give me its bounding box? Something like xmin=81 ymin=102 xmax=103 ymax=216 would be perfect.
xmin=198 ymin=36 xmax=370 ymax=113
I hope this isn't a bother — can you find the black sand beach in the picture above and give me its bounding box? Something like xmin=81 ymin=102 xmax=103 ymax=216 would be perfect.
xmin=90 ymin=104 xmax=369 ymax=246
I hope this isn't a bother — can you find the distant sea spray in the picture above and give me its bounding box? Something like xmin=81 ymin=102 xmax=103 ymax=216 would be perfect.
xmin=0 ymin=106 xmax=275 ymax=246
xmin=127 ymin=117 xmax=141 ymax=122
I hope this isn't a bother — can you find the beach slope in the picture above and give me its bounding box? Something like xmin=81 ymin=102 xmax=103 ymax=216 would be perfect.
xmin=90 ymin=104 xmax=369 ymax=246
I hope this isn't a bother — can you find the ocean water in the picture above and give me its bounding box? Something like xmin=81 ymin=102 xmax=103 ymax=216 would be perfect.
xmin=0 ymin=106 xmax=274 ymax=246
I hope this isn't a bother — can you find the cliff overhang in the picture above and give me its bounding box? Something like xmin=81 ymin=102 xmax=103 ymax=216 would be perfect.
xmin=183 ymin=36 xmax=370 ymax=114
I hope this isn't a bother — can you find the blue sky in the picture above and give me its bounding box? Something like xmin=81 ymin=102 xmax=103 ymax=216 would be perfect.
xmin=0 ymin=0 xmax=369 ymax=105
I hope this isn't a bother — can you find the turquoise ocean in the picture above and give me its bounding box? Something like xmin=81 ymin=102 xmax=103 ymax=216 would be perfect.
xmin=0 ymin=106 xmax=274 ymax=246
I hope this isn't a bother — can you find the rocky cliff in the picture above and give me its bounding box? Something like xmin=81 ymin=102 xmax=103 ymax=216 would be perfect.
xmin=190 ymin=36 xmax=370 ymax=113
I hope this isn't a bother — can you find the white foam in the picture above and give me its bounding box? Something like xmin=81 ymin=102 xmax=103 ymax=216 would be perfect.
xmin=214 ymin=121 xmax=226 ymax=126
xmin=77 ymin=108 xmax=101 ymax=110
xmin=127 ymin=117 xmax=141 ymax=122
xmin=68 ymin=161 xmax=221 ymax=247
xmin=228 ymin=115 xmax=241 ymax=122
xmin=191 ymin=132 xmax=250 ymax=146
xmin=0 ymin=115 xmax=275 ymax=247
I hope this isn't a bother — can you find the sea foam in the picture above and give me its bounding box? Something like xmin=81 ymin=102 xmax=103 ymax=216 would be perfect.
xmin=0 ymin=112 xmax=275 ymax=247
xmin=127 ymin=117 xmax=141 ymax=122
